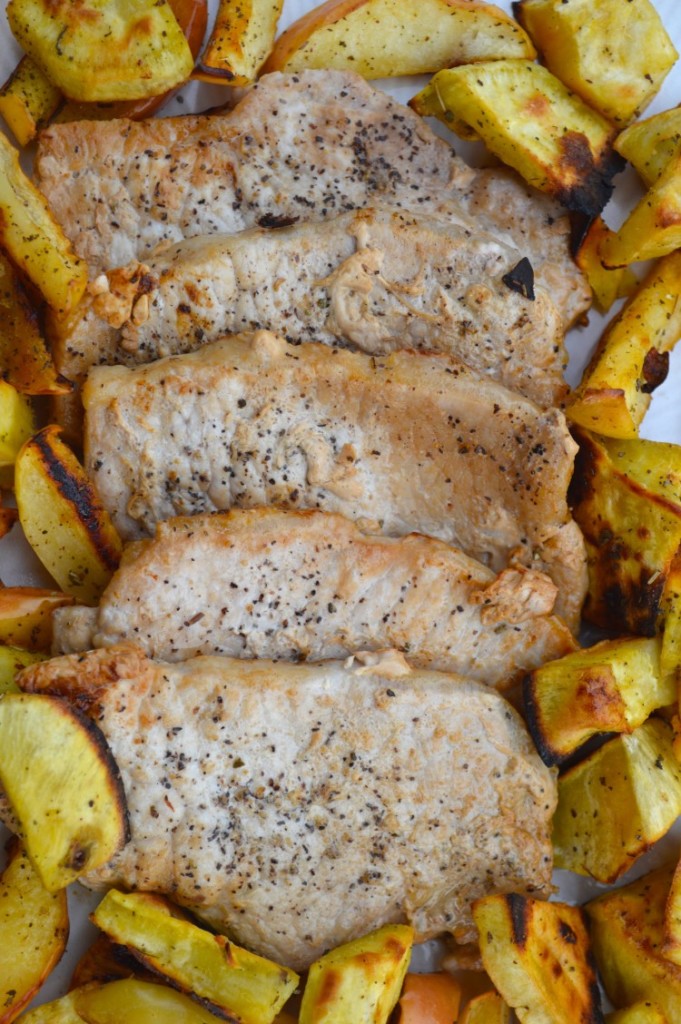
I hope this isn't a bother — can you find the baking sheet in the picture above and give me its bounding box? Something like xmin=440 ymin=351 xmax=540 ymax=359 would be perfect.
xmin=1 ymin=0 xmax=680 ymax=1006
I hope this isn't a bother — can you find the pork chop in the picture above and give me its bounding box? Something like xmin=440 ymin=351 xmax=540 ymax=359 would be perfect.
xmin=35 ymin=69 xmax=590 ymax=329
xmin=53 ymin=207 xmax=565 ymax=409
xmin=52 ymin=508 xmax=576 ymax=686
xmin=18 ymin=644 xmax=557 ymax=969
xmin=83 ymin=331 xmax=587 ymax=629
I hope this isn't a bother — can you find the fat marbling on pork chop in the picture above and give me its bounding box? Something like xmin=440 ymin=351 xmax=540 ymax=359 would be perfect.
xmin=18 ymin=645 xmax=557 ymax=970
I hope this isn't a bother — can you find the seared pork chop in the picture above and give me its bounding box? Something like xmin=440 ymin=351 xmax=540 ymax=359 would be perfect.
xmin=83 ymin=331 xmax=587 ymax=629
xmin=52 ymin=508 xmax=576 ymax=686
xmin=18 ymin=645 xmax=557 ymax=969
xmin=54 ymin=207 xmax=565 ymax=408
xmin=36 ymin=70 xmax=590 ymax=329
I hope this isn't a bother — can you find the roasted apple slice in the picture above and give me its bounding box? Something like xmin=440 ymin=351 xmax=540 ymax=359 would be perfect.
xmin=0 ymin=692 xmax=128 ymax=892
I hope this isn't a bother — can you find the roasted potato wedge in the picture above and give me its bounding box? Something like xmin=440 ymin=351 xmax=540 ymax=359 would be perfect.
xmin=17 ymin=990 xmax=86 ymax=1023
xmin=523 ymin=636 xmax=675 ymax=766
xmin=0 ymin=838 xmax=69 ymax=1024
xmin=16 ymin=425 xmax=122 ymax=605
xmin=0 ymin=253 xmax=71 ymax=397
xmin=552 ymin=719 xmax=681 ymax=883
xmin=0 ymin=380 xmax=34 ymax=467
xmin=663 ymin=858 xmax=681 ymax=967
xmin=196 ymin=0 xmax=283 ymax=85
xmin=91 ymin=889 xmax=299 ymax=1024
xmin=608 ymin=1003 xmax=671 ymax=1024
xmin=7 ymin=0 xmax=194 ymax=103
xmin=0 ymin=644 xmax=46 ymax=695
xmin=299 ymin=923 xmax=413 ymax=1024
xmin=514 ymin=0 xmax=677 ymax=126
xmin=0 ymin=587 xmax=73 ymax=650
xmin=567 ymin=251 xmax=681 ymax=438
xmin=459 ymin=991 xmax=511 ymax=1024
xmin=55 ymin=0 xmax=208 ymax=123
xmin=615 ymin=106 xmax=681 ymax=188
xmin=0 ymin=692 xmax=128 ymax=892
xmin=569 ymin=427 xmax=681 ymax=635
xmin=396 ymin=972 xmax=462 ymax=1024
xmin=587 ymin=865 xmax=681 ymax=1020
xmin=573 ymin=216 xmax=637 ymax=314
xmin=0 ymin=131 xmax=87 ymax=315
xmin=72 ymin=978 xmax=231 ymax=1023
xmin=660 ymin=557 xmax=681 ymax=680
xmin=600 ymin=153 xmax=681 ymax=267
xmin=0 ymin=56 xmax=62 ymax=147
xmin=69 ymin=934 xmax=148 ymax=989
xmin=473 ymin=894 xmax=602 ymax=1024
xmin=263 ymin=0 xmax=535 ymax=78
xmin=410 ymin=61 xmax=620 ymax=215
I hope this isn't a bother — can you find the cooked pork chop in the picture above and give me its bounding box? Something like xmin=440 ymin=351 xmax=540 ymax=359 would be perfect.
xmin=83 ymin=331 xmax=587 ymax=628
xmin=54 ymin=207 xmax=565 ymax=409
xmin=19 ymin=644 xmax=557 ymax=969
xmin=52 ymin=508 xmax=576 ymax=686
xmin=36 ymin=70 xmax=590 ymax=328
